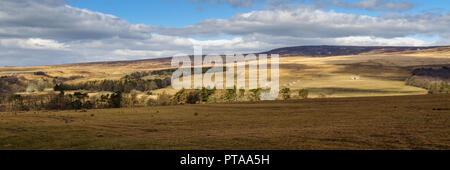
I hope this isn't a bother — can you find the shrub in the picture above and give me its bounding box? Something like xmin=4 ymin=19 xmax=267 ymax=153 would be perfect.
xmin=33 ymin=71 xmax=47 ymax=76
xmin=172 ymin=88 xmax=187 ymax=105
xmin=157 ymin=92 xmax=171 ymax=106
xmin=146 ymin=98 xmax=158 ymax=106
xmin=83 ymin=101 xmax=94 ymax=109
xmin=223 ymin=86 xmax=237 ymax=102
xmin=280 ymin=88 xmax=291 ymax=100
xmin=249 ymin=88 xmax=262 ymax=101
xmin=73 ymin=92 xmax=89 ymax=101
xmin=298 ymin=89 xmax=309 ymax=99
xmin=186 ymin=90 xmax=201 ymax=104
xmin=129 ymin=90 xmax=139 ymax=107
xmin=71 ymin=99 xmax=83 ymax=110
xmin=238 ymin=89 xmax=246 ymax=98
xmin=108 ymin=91 xmax=122 ymax=108
xmin=200 ymin=87 xmax=215 ymax=102
xmin=145 ymin=92 xmax=171 ymax=106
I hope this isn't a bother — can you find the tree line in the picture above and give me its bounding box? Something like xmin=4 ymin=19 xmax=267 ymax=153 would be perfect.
xmin=54 ymin=78 xmax=171 ymax=93
xmin=406 ymin=66 xmax=450 ymax=94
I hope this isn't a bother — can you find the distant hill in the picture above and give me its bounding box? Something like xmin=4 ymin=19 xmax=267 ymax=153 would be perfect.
xmin=412 ymin=66 xmax=450 ymax=80
xmin=11 ymin=45 xmax=449 ymax=68
xmin=263 ymin=45 xmax=445 ymax=57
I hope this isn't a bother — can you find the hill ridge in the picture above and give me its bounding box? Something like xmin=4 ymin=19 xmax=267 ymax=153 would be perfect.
xmin=263 ymin=45 xmax=447 ymax=57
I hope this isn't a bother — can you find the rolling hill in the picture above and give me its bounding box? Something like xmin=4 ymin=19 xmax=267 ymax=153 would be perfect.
xmin=1 ymin=45 xmax=450 ymax=150
xmin=1 ymin=45 xmax=450 ymax=98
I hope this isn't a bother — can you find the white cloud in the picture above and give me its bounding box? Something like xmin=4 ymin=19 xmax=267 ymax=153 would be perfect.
xmin=0 ymin=0 xmax=151 ymax=41
xmin=329 ymin=0 xmax=414 ymax=11
xmin=0 ymin=38 xmax=68 ymax=50
xmin=155 ymin=7 xmax=450 ymax=39
xmin=113 ymin=49 xmax=179 ymax=58
xmin=334 ymin=36 xmax=430 ymax=46
xmin=189 ymin=0 xmax=415 ymax=11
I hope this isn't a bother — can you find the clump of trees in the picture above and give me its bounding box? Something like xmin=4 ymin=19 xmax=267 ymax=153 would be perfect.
xmin=428 ymin=82 xmax=450 ymax=94
xmin=166 ymin=87 xmax=310 ymax=105
xmin=33 ymin=71 xmax=49 ymax=76
xmin=45 ymin=91 xmax=93 ymax=110
xmin=123 ymin=69 xmax=178 ymax=80
xmin=54 ymin=78 xmax=171 ymax=93
xmin=278 ymin=88 xmax=309 ymax=100
xmin=123 ymin=71 xmax=151 ymax=80
xmin=164 ymin=87 xmax=309 ymax=106
xmin=406 ymin=77 xmax=450 ymax=94
xmin=0 ymin=76 xmax=26 ymax=97
xmin=1 ymin=87 xmax=313 ymax=112
xmin=406 ymin=67 xmax=450 ymax=94
xmin=124 ymin=67 xmax=224 ymax=81
xmin=53 ymin=68 xmax=175 ymax=93
xmin=412 ymin=66 xmax=450 ymax=79
xmin=0 ymin=90 xmax=127 ymax=112
xmin=0 ymin=70 xmax=174 ymax=112
xmin=170 ymin=88 xmax=217 ymax=105
xmin=152 ymin=87 xmax=245 ymax=106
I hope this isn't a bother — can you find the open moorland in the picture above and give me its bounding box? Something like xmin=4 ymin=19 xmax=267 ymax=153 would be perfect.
xmin=2 ymin=46 xmax=449 ymax=98
xmin=0 ymin=45 xmax=449 ymax=150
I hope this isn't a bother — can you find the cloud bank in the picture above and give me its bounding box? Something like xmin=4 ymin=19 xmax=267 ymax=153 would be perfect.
xmin=0 ymin=0 xmax=448 ymax=66
xmin=190 ymin=0 xmax=415 ymax=11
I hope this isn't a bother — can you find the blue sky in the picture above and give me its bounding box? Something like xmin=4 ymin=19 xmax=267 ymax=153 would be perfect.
xmin=68 ymin=0 xmax=254 ymax=27
xmin=67 ymin=0 xmax=450 ymax=26
xmin=1 ymin=0 xmax=450 ymax=66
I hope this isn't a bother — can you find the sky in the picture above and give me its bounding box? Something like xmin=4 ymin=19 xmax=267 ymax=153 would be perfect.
xmin=0 ymin=0 xmax=449 ymax=66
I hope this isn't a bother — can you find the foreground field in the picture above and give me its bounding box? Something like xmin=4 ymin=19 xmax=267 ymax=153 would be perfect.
xmin=1 ymin=94 xmax=449 ymax=150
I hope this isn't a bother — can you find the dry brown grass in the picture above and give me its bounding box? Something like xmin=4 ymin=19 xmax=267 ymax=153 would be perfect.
xmin=0 ymin=94 xmax=449 ymax=150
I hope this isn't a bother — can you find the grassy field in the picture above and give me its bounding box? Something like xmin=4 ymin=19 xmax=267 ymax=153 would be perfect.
xmin=1 ymin=94 xmax=449 ymax=150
